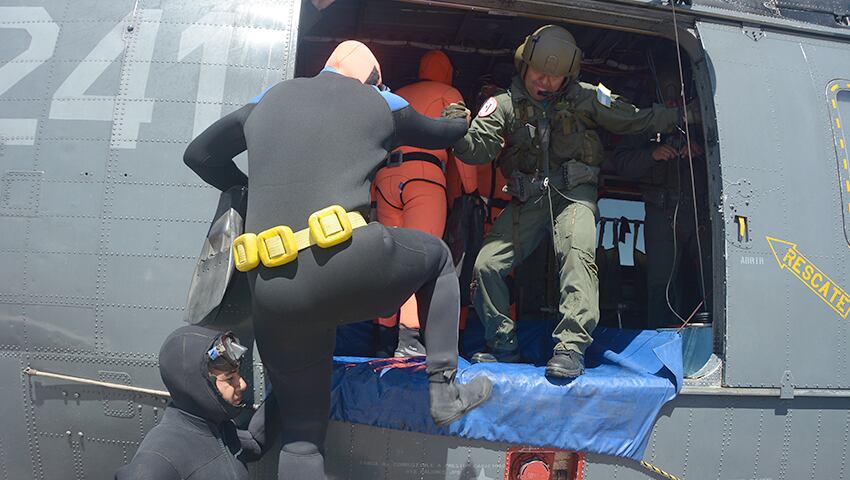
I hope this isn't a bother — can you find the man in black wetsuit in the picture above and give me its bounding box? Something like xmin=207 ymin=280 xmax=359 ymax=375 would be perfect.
xmin=115 ymin=326 xmax=277 ymax=479
xmin=183 ymin=41 xmax=492 ymax=479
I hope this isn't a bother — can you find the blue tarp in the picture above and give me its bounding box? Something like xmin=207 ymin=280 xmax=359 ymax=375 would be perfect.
xmin=330 ymin=327 xmax=682 ymax=460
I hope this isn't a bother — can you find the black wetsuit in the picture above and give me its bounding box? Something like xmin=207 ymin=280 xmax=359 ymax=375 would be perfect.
xmin=115 ymin=325 xmax=277 ymax=480
xmin=183 ymin=69 xmax=469 ymax=477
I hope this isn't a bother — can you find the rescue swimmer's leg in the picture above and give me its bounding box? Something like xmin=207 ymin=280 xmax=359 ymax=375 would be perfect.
xmin=254 ymin=312 xmax=335 ymax=480
xmin=383 ymin=227 xmax=492 ymax=425
xmin=471 ymin=199 xmax=549 ymax=361
xmin=252 ymin=224 xmax=491 ymax=438
xmin=546 ymin=200 xmax=599 ymax=379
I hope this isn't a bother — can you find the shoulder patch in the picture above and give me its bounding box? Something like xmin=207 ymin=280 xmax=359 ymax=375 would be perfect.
xmin=596 ymin=83 xmax=612 ymax=108
xmin=478 ymin=97 xmax=498 ymax=117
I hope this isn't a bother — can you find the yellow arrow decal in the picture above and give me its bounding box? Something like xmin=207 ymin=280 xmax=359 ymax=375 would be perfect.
xmin=766 ymin=236 xmax=850 ymax=319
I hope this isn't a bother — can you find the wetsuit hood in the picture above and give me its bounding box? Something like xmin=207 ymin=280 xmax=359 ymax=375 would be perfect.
xmin=418 ymin=50 xmax=453 ymax=86
xmin=324 ymin=40 xmax=382 ymax=86
xmin=159 ymin=325 xmax=242 ymax=424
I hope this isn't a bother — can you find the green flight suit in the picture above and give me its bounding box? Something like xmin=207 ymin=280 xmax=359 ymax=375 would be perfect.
xmin=610 ymin=133 xmax=710 ymax=328
xmin=453 ymin=76 xmax=680 ymax=355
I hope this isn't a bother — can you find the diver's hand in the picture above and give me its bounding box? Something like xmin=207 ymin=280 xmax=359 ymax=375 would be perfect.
xmin=442 ymin=102 xmax=471 ymax=126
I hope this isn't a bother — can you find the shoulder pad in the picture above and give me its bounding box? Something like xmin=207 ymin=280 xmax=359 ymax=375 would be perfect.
xmin=377 ymin=88 xmax=409 ymax=112
xmin=249 ymin=86 xmax=273 ymax=104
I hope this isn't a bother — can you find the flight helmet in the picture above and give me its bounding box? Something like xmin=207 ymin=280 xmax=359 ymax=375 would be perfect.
xmin=514 ymin=25 xmax=582 ymax=82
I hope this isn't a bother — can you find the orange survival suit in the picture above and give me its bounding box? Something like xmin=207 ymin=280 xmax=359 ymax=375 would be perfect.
xmin=373 ymin=50 xmax=476 ymax=356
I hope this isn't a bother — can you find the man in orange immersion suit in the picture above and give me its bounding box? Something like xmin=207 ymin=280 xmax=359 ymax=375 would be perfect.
xmin=373 ymin=50 xmax=473 ymax=357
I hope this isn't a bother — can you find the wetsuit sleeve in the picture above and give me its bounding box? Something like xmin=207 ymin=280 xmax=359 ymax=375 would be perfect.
xmin=391 ymin=105 xmax=469 ymax=151
xmin=452 ymin=93 xmax=511 ymax=165
xmin=183 ymin=104 xmax=254 ymax=191
xmin=579 ymin=87 xmax=679 ymax=135
xmin=610 ymin=135 xmax=656 ymax=178
xmin=236 ymin=390 xmax=280 ymax=463
xmin=114 ymin=452 xmax=180 ymax=480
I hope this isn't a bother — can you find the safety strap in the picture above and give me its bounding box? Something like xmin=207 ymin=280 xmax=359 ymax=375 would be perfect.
xmin=538 ymin=114 xmax=551 ymax=181
xmin=383 ymin=151 xmax=446 ymax=173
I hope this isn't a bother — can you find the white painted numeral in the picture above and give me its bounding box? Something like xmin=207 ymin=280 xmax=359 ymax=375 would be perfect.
xmin=0 ymin=7 xmax=60 ymax=145
xmin=178 ymin=12 xmax=235 ymax=137
xmin=49 ymin=10 xmax=161 ymax=148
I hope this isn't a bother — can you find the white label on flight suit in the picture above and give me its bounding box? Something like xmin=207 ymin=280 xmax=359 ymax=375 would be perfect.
xmin=596 ymin=83 xmax=612 ymax=108
xmin=478 ymin=97 xmax=498 ymax=117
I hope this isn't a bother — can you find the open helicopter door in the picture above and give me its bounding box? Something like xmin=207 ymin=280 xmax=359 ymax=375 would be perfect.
xmin=696 ymin=20 xmax=850 ymax=389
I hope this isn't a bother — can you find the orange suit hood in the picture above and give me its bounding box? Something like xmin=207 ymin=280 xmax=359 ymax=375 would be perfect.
xmin=324 ymin=40 xmax=382 ymax=85
xmin=418 ymin=50 xmax=453 ymax=85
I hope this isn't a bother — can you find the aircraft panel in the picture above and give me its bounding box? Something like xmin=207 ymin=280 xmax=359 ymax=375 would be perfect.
xmin=323 ymin=421 xmax=511 ymax=480
xmin=81 ymin=440 xmax=133 ymax=480
xmin=0 ymin=26 xmax=32 ymax=63
xmin=0 ymin=100 xmax=45 ymax=149
xmin=63 ymin=0 xmax=135 ymax=23
xmin=28 ymin=216 xmax=101 ymax=255
xmin=37 ymin=178 xmax=105 ymax=217
xmin=137 ymin=0 xmax=298 ymax=31
xmin=0 ymin=252 xmax=28 ymax=295
xmin=1 ymin=60 xmax=54 ymax=101
xmin=132 ymin=100 xmax=198 ymax=143
xmin=0 ymin=304 xmax=25 ymax=349
xmin=0 ymin=355 xmax=32 ymax=480
xmin=38 ymin=139 xmax=110 ymax=182
xmin=23 ymin=304 xmax=97 ymax=352
xmin=112 ymin=141 xmax=195 ymax=184
xmin=38 ymin=434 xmax=77 ymax=480
xmin=698 ymin=21 xmax=850 ymax=389
xmin=100 ymin=305 xmax=180 ymax=355
xmin=0 ymin=216 xmax=27 ymax=250
xmin=50 ymin=20 xmax=128 ymax=63
xmin=27 ymin=252 xmax=98 ymax=297
xmin=100 ymin=255 xmax=195 ymax=306
xmin=106 ymin=182 xmax=216 ymax=219
xmin=107 ymin=217 xmax=207 ymax=258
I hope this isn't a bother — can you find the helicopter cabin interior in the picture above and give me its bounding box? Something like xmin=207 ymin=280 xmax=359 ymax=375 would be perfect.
xmin=294 ymin=0 xmax=717 ymax=371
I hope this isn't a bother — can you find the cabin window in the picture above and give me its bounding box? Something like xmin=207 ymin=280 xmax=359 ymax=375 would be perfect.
xmin=829 ymin=82 xmax=850 ymax=243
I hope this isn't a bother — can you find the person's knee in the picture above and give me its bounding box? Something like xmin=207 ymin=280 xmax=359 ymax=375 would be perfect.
xmin=473 ymin=250 xmax=503 ymax=279
xmin=279 ymin=442 xmax=326 ymax=480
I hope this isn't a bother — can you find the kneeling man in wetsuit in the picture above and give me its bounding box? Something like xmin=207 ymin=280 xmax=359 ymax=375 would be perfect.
xmin=116 ymin=326 xmax=277 ymax=479
xmin=182 ymin=41 xmax=492 ymax=480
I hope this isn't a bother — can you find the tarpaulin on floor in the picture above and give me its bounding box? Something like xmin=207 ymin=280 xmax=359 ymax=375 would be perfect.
xmin=330 ymin=327 xmax=682 ymax=460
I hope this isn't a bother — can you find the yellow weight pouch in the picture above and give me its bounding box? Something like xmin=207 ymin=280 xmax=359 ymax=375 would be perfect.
xmin=308 ymin=205 xmax=354 ymax=248
xmin=234 ymin=206 xmax=367 ymax=271
xmin=232 ymin=233 xmax=260 ymax=272
xmin=257 ymin=225 xmax=298 ymax=267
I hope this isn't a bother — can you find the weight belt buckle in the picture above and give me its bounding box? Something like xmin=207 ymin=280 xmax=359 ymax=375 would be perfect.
xmin=309 ymin=205 xmax=353 ymax=248
xmin=232 ymin=233 xmax=260 ymax=272
xmin=257 ymin=225 xmax=298 ymax=267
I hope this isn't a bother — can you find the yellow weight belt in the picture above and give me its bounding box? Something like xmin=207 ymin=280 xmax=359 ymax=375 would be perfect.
xmin=233 ymin=205 xmax=367 ymax=272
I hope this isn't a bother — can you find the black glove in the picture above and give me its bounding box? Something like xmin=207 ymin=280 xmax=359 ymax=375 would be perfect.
xmin=441 ymin=102 xmax=471 ymax=125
